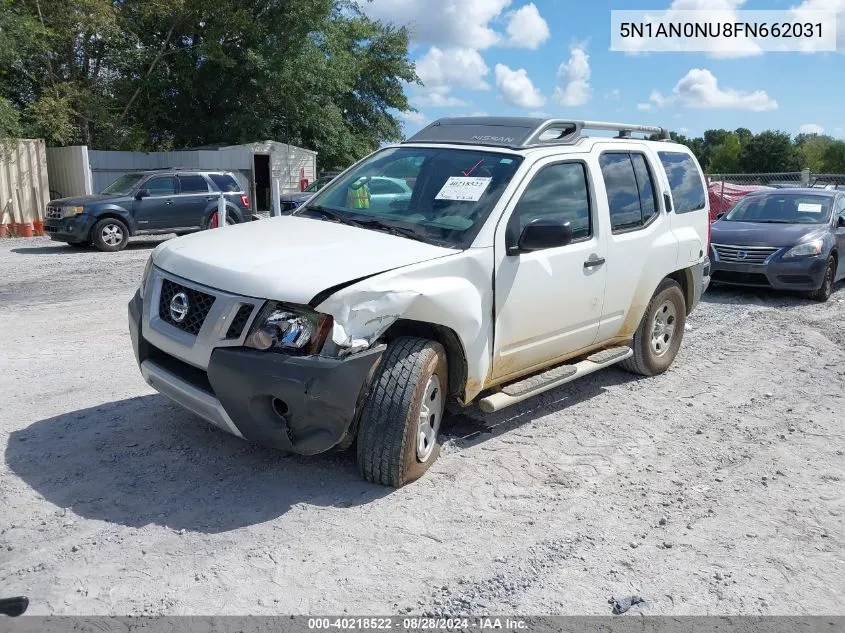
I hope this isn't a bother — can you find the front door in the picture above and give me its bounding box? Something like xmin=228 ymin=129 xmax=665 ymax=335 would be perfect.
xmin=134 ymin=176 xmax=178 ymax=230
xmin=493 ymin=158 xmax=607 ymax=380
xmin=836 ymin=195 xmax=845 ymax=280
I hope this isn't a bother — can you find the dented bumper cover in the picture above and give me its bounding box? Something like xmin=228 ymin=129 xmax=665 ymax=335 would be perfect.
xmin=129 ymin=290 xmax=384 ymax=454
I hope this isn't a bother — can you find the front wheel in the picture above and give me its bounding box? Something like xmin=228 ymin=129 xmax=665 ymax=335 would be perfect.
xmin=810 ymin=257 xmax=835 ymax=302
xmin=91 ymin=218 xmax=129 ymax=252
xmin=619 ymin=278 xmax=687 ymax=376
xmin=356 ymin=337 xmax=448 ymax=487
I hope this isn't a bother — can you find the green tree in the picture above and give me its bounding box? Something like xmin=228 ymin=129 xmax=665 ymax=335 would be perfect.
xmin=708 ymin=133 xmax=742 ymax=173
xmin=796 ymin=134 xmax=835 ymax=172
xmin=822 ymin=140 xmax=845 ymax=173
xmin=734 ymin=127 xmax=752 ymax=147
xmin=740 ymin=131 xmax=799 ymax=173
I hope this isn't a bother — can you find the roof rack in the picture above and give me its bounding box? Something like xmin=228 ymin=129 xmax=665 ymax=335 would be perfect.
xmin=404 ymin=116 xmax=672 ymax=149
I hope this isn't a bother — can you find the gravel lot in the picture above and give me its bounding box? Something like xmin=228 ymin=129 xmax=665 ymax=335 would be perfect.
xmin=1 ymin=235 xmax=843 ymax=616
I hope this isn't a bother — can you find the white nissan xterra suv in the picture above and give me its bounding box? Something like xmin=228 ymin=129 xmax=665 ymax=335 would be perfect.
xmin=129 ymin=117 xmax=711 ymax=487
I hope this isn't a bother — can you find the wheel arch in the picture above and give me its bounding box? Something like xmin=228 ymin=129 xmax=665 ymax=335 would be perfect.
xmin=381 ymin=319 xmax=468 ymax=403
xmin=667 ymin=267 xmax=693 ymax=315
xmin=91 ymin=210 xmax=134 ymax=237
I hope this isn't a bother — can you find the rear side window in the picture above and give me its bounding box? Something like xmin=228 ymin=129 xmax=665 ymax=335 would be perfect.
xmin=658 ymin=151 xmax=706 ymax=214
xmin=145 ymin=176 xmax=177 ymax=196
xmin=599 ymin=153 xmax=658 ymax=232
xmin=209 ymin=173 xmax=241 ymax=192
xmin=178 ymin=174 xmax=210 ymax=193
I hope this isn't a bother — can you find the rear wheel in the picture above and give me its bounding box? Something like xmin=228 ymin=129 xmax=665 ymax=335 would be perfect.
xmin=356 ymin=337 xmax=448 ymax=487
xmin=810 ymin=257 xmax=835 ymax=302
xmin=207 ymin=211 xmax=238 ymax=229
xmin=91 ymin=218 xmax=129 ymax=252
xmin=619 ymin=278 xmax=687 ymax=376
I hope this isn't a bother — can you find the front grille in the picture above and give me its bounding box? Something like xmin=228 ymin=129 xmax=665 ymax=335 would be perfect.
xmin=158 ymin=279 xmax=216 ymax=335
xmin=226 ymin=303 xmax=254 ymax=339
xmin=711 ymin=270 xmax=771 ymax=286
xmin=712 ymin=244 xmax=779 ymax=264
xmin=46 ymin=205 xmax=63 ymax=220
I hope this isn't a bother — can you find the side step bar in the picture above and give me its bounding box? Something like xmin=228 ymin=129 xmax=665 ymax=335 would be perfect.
xmin=478 ymin=346 xmax=633 ymax=413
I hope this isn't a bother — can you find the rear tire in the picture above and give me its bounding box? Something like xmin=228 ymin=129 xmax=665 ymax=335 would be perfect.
xmin=356 ymin=337 xmax=448 ymax=488
xmin=810 ymin=257 xmax=835 ymax=302
xmin=619 ymin=278 xmax=687 ymax=377
xmin=91 ymin=218 xmax=129 ymax=252
xmin=207 ymin=211 xmax=238 ymax=229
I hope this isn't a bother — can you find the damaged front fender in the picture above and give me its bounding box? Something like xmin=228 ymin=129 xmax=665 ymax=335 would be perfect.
xmin=314 ymin=248 xmax=494 ymax=402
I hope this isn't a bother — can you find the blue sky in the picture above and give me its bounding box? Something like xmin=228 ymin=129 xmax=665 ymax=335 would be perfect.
xmin=362 ymin=0 xmax=845 ymax=139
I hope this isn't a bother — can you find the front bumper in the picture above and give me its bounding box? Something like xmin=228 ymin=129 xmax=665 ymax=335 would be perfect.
xmin=44 ymin=215 xmax=96 ymax=243
xmin=709 ymin=252 xmax=826 ymax=291
xmin=128 ymin=289 xmax=384 ymax=454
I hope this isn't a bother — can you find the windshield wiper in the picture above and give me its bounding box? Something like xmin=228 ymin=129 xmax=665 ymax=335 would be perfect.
xmin=351 ymin=218 xmax=432 ymax=244
xmin=299 ymin=205 xmax=358 ymax=227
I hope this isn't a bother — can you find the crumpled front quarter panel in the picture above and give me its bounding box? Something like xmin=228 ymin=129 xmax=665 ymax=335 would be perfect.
xmin=315 ymin=248 xmax=494 ymax=402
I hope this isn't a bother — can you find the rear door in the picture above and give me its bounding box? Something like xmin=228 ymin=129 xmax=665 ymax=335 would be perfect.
xmin=657 ymin=149 xmax=710 ymax=268
xmin=134 ymin=176 xmax=178 ymax=230
xmin=595 ymin=148 xmax=679 ymax=342
xmin=175 ymin=174 xmax=214 ymax=228
xmin=835 ymin=195 xmax=845 ymax=280
xmin=493 ymin=156 xmax=608 ymax=380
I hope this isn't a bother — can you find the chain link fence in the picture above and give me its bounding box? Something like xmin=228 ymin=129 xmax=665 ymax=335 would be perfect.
xmin=705 ymin=170 xmax=845 ymax=220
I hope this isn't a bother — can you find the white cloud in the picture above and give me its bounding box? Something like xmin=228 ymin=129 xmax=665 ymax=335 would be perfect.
xmin=494 ymin=64 xmax=545 ymax=108
xmin=364 ymin=0 xmax=548 ymax=50
xmin=398 ymin=110 xmax=430 ymax=127
xmin=504 ymin=3 xmax=550 ymax=49
xmin=648 ymin=68 xmax=777 ymax=111
xmin=799 ymin=123 xmax=825 ymax=135
xmin=605 ymin=88 xmax=621 ymax=101
xmin=411 ymin=90 xmax=467 ymax=108
xmin=552 ymin=45 xmax=591 ymax=107
xmin=416 ymin=47 xmax=490 ymax=91
xmin=637 ymin=103 xmax=652 ymax=111
xmin=791 ymin=0 xmax=845 ymax=52
xmin=529 ymin=110 xmax=551 ymax=118
xmin=621 ymin=0 xmax=763 ymax=58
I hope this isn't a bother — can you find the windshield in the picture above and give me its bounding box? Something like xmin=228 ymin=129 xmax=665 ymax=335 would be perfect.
xmin=102 ymin=173 xmax=144 ymax=195
xmin=294 ymin=147 xmax=523 ymax=248
xmin=724 ymin=194 xmax=832 ymax=224
xmin=304 ymin=177 xmax=332 ymax=193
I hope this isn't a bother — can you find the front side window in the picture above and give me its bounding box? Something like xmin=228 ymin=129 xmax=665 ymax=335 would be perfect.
xmin=145 ymin=177 xmax=177 ymax=196
xmin=724 ymin=194 xmax=833 ymax=225
xmin=837 ymin=196 xmax=845 ymax=217
xmin=295 ymin=147 xmax=523 ymax=248
xmin=512 ymin=162 xmax=591 ymax=240
xmin=600 ymin=153 xmax=658 ymax=232
xmin=658 ymin=151 xmax=706 ymax=214
xmin=178 ymin=174 xmax=210 ymax=194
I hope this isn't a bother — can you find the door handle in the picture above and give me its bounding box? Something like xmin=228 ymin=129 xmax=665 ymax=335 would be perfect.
xmin=584 ymin=257 xmax=606 ymax=269
xmin=164 ymin=199 xmax=173 ymax=205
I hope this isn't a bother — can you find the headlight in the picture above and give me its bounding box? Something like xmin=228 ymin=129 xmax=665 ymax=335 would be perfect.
xmin=245 ymin=302 xmax=333 ymax=354
xmin=783 ymin=240 xmax=823 ymax=259
xmin=139 ymin=256 xmax=153 ymax=296
xmin=63 ymin=206 xmax=84 ymax=217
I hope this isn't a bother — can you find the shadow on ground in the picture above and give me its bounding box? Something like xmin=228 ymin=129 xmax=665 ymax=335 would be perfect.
xmin=702 ymin=282 xmax=843 ymax=307
xmin=5 ymin=394 xmax=389 ymax=534
xmin=11 ymin=239 xmax=168 ymax=256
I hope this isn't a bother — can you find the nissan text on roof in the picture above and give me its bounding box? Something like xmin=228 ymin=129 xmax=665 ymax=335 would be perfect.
xmin=128 ymin=117 xmax=711 ymax=487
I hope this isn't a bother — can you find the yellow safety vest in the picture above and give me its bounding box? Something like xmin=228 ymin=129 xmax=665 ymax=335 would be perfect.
xmin=347 ymin=179 xmax=371 ymax=209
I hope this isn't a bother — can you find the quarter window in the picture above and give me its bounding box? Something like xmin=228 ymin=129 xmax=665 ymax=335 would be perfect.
xmin=658 ymin=151 xmax=706 ymax=214
xmin=145 ymin=177 xmax=177 ymax=196
xmin=599 ymin=153 xmax=658 ymax=232
xmin=209 ymin=173 xmax=241 ymax=192
xmin=512 ymin=162 xmax=591 ymax=240
xmin=178 ymin=174 xmax=210 ymax=193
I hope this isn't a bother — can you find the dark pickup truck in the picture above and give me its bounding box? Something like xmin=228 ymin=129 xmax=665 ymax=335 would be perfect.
xmin=44 ymin=169 xmax=251 ymax=252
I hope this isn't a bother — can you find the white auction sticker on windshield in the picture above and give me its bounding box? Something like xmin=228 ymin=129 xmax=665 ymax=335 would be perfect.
xmin=797 ymin=202 xmax=823 ymax=213
xmin=435 ymin=177 xmax=491 ymax=202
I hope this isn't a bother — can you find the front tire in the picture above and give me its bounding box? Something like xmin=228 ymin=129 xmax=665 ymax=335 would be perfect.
xmin=810 ymin=257 xmax=835 ymax=302
xmin=91 ymin=218 xmax=129 ymax=252
xmin=356 ymin=337 xmax=448 ymax=487
xmin=619 ymin=278 xmax=687 ymax=376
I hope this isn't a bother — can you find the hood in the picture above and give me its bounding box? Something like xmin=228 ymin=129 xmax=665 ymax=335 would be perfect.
xmin=51 ymin=193 xmax=121 ymax=206
xmin=279 ymin=192 xmax=312 ymax=203
xmin=152 ymin=216 xmax=456 ymax=305
xmin=710 ymin=220 xmax=828 ymax=248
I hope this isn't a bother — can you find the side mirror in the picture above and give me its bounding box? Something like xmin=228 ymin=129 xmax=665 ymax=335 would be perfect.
xmin=716 ymin=212 xmax=726 ymax=220
xmin=509 ymin=218 xmax=573 ymax=254
xmin=838 ymin=216 xmax=845 ymax=228
xmin=135 ymin=189 xmax=150 ymax=200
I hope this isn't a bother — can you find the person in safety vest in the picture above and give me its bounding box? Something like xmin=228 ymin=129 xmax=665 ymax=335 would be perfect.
xmin=346 ymin=177 xmax=371 ymax=209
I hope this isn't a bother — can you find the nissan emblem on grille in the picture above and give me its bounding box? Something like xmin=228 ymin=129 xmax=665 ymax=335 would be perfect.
xmin=169 ymin=292 xmax=190 ymax=323
xmin=737 ymin=251 xmax=748 ymax=260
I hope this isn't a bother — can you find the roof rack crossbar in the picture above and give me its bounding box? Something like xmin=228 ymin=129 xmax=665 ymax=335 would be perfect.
xmin=523 ymin=119 xmax=670 ymax=147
